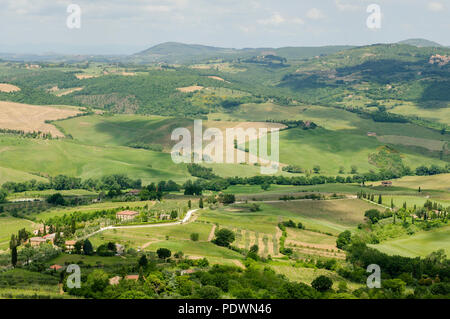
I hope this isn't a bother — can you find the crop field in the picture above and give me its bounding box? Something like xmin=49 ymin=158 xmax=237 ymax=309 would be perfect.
xmin=0 ymin=83 xmax=20 ymax=93
xmin=0 ymin=101 xmax=81 ymax=137
xmin=371 ymin=225 xmax=450 ymax=257
xmin=373 ymin=174 xmax=450 ymax=192
xmin=266 ymin=199 xmax=380 ymax=235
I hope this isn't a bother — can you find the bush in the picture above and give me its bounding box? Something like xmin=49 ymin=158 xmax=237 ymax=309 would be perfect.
xmin=190 ymin=233 xmax=199 ymax=241
xmin=311 ymin=275 xmax=333 ymax=292
xmin=212 ymin=229 xmax=235 ymax=247
xmin=156 ymin=248 xmax=171 ymax=259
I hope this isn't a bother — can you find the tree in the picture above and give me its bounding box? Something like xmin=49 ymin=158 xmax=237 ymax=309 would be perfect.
xmin=156 ymin=248 xmax=171 ymax=260
xmin=190 ymin=233 xmax=199 ymax=241
xmin=378 ymin=194 xmax=382 ymax=204
xmin=46 ymin=193 xmax=66 ymax=206
xmin=213 ymin=229 xmax=235 ymax=247
xmin=365 ymin=209 xmax=381 ymax=224
xmin=311 ymin=275 xmax=333 ymax=292
xmin=139 ymin=254 xmax=148 ymax=268
xmin=0 ymin=189 xmax=7 ymax=203
xmin=313 ymin=165 xmax=321 ymax=174
xmin=336 ymin=230 xmax=352 ymax=250
xmin=170 ymin=210 xmax=178 ymax=219
xmin=11 ymin=246 xmax=17 ymax=268
xmin=83 ymin=239 xmax=94 ymax=256
xmin=188 ymin=200 xmax=192 ymax=209
xmin=199 ymin=197 xmax=204 ymax=208
xmin=218 ymin=193 xmax=235 ymax=205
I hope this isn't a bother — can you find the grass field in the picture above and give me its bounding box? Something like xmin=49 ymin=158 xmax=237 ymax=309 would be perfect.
xmin=269 ymin=260 xmax=363 ymax=291
xmin=371 ymin=225 xmax=450 ymax=257
xmin=0 ymin=166 xmax=48 ymax=185
xmin=266 ymin=199 xmax=380 ymax=235
xmin=89 ymin=221 xmax=243 ymax=265
xmin=0 ymin=135 xmax=188 ymax=184
xmin=373 ymin=174 xmax=450 ymax=192
xmin=0 ymin=216 xmax=34 ymax=250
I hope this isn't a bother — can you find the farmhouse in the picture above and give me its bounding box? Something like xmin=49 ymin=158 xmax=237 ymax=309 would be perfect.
xmin=65 ymin=240 xmax=77 ymax=252
xmin=367 ymin=132 xmax=377 ymax=137
xmin=381 ymin=181 xmax=393 ymax=187
xmin=42 ymin=233 xmax=56 ymax=244
xmin=125 ymin=275 xmax=139 ymax=281
xmin=29 ymin=237 xmax=47 ymax=247
xmin=116 ymin=210 xmax=139 ymax=221
xmin=159 ymin=213 xmax=171 ymax=220
xmin=49 ymin=264 xmax=63 ymax=271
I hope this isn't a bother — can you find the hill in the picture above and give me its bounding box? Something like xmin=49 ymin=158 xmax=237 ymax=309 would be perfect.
xmin=131 ymin=42 xmax=353 ymax=63
xmin=398 ymin=38 xmax=442 ymax=47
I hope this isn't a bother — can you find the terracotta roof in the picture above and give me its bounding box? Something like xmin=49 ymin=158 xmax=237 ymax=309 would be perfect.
xmin=116 ymin=210 xmax=139 ymax=216
xmin=125 ymin=275 xmax=139 ymax=280
xmin=49 ymin=264 xmax=63 ymax=270
xmin=65 ymin=240 xmax=77 ymax=245
xmin=30 ymin=237 xmax=46 ymax=242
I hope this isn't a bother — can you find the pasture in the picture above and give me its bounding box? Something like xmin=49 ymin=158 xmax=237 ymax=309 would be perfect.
xmin=0 ymin=217 xmax=34 ymax=250
xmin=371 ymin=225 xmax=450 ymax=257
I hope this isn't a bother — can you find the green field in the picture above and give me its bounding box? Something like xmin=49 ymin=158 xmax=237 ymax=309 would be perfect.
xmin=371 ymin=225 xmax=450 ymax=257
xmin=0 ymin=217 xmax=34 ymax=250
xmin=266 ymin=199 xmax=380 ymax=235
xmin=0 ymin=135 xmax=188 ymax=184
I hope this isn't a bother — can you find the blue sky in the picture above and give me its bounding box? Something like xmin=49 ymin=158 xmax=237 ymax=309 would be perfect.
xmin=0 ymin=0 xmax=448 ymax=54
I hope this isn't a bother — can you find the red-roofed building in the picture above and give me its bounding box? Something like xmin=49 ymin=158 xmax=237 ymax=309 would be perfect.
xmin=49 ymin=264 xmax=63 ymax=271
xmin=116 ymin=210 xmax=139 ymax=221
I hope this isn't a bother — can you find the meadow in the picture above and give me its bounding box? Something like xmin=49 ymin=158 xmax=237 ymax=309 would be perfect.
xmin=0 ymin=216 xmax=34 ymax=250
xmin=370 ymin=225 xmax=450 ymax=257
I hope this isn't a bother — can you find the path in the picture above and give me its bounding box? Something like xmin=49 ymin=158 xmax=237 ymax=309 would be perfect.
xmin=235 ymin=195 xmax=357 ymax=205
xmin=83 ymin=209 xmax=199 ymax=239
xmin=207 ymin=224 xmax=217 ymax=241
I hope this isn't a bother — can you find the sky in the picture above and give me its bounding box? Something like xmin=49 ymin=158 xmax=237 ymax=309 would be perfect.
xmin=0 ymin=0 xmax=448 ymax=54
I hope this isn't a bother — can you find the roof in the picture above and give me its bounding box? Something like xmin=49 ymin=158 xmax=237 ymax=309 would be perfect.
xmin=116 ymin=210 xmax=139 ymax=216
xmin=125 ymin=275 xmax=139 ymax=280
xmin=49 ymin=264 xmax=63 ymax=270
xmin=30 ymin=237 xmax=46 ymax=242
xmin=65 ymin=240 xmax=77 ymax=245
xmin=43 ymin=233 xmax=56 ymax=239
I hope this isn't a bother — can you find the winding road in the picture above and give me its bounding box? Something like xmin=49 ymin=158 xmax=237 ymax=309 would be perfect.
xmin=83 ymin=209 xmax=199 ymax=239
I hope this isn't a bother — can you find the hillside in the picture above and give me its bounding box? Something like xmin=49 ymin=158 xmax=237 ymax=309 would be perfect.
xmin=130 ymin=42 xmax=353 ymax=63
xmin=398 ymin=38 xmax=442 ymax=47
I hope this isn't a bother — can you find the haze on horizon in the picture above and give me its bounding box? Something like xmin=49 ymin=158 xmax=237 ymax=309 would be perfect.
xmin=0 ymin=0 xmax=448 ymax=55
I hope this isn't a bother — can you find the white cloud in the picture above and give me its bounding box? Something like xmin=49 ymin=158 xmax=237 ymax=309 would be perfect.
xmin=291 ymin=17 xmax=305 ymax=25
xmin=258 ymin=13 xmax=285 ymax=25
xmin=428 ymin=2 xmax=444 ymax=12
xmin=335 ymin=0 xmax=360 ymax=12
xmin=306 ymin=8 xmax=325 ymax=20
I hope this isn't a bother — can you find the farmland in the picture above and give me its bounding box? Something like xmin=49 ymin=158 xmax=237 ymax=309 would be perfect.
xmin=0 ymin=39 xmax=448 ymax=301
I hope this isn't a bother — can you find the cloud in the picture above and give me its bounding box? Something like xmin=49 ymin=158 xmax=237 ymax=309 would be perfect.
xmin=258 ymin=13 xmax=285 ymax=25
xmin=335 ymin=0 xmax=360 ymax=12
xmin=306 ymin=8 xmax=325 ymax=20
xmin=428 ymin=2 xmax=444 ymax=12
xmin=291 ymin=17 xmax=305 ymax=25
xmin=257 ymin=13 xmax=304 ymax=27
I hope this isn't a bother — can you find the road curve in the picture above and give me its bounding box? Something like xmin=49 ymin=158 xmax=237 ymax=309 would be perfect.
xmin=83 ymin=209 xmax=199 ymax=239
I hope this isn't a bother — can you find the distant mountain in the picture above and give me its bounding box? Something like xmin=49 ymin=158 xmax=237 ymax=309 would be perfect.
xmin=397 ymin=38 xmax=442 ymax=47
xmin=131 ymin=42 xmax=354 ymax=64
